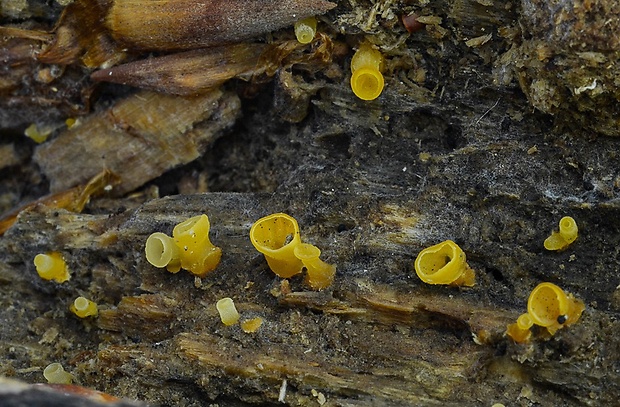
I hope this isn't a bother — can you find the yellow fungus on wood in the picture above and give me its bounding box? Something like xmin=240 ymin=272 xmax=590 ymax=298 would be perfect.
xmin=34 ymin=252 xmax=70 ymax=283
xmin=145 ymin=232 xmax=182 ymax=273
xmin=506 ymin=282 xmax=585 ymax=342
xmin=250 ymin=213 xmax=303 ymax=278
xmin=414 ymin=240 xmax=475 ymax=286
xmin=293 ymin=243 xmax=336 ymax=290
xmin=241 ymin=317 xmax=264 ymax=333
xmin=294 ymin=16 xmax=317 ymax=44
xmin=527 ymin=282 xmax=584 ymax=334
xmin=70 ymin=296 xmax=98 ymax=318
xmin=173 ymin=214 xmax=222 ymax=278
xmin=544 ymin=216 xmax=578 ymax=251
xmin=24 ymin=123 xmax=52 ymax=144
xmin=216 ymin=297 xmax=240 ymax=326
xmin=350 ymin=43 xmax=385 ymax=101
xmin=43 ymin=363 xmax=73 ymax=384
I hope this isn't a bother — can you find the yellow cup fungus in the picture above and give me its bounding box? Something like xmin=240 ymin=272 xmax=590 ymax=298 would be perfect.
xmin=294 ymin=16 xmax=317 ymax=44
xmin=350 ymin=43 xmax=385 ymax=101
xmin=241 ymin=317 xmax=264 ymax=333
xmin=70 ymin=296 xmax=98 ymax=318
xmin=172 ymin=214 xmax=222 ymax=278
xmin=293 ymin=243 xmax=336 ymax=290
xmin=145 ymin=213 xmax=222 ymax=278
xmin=544 ymin=216 xmax=578 ymax=251
xmin=414 ymin=240 xmax=475 ymax=287
xmin=43 ymin=363 xmax=73 ymax=384
xmin=216 ymin=297 xmax=240 ymax=326
xmin=506 ymin=282 xmax=585 ymax=343
xmin=34 ymin=252 xmax=70 ymax=283
xmin=145 ymin=232 xmax=182 ymax=273
xmin=250 ymin=213 xmax=303 ymax=278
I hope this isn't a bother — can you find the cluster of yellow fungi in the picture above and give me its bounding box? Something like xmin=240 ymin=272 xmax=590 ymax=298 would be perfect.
xmin=250 ymin=213 xmax=336 ymax=290
xmin=506 ymin=282 xmax=585 ymax=343
xmin=544 ymin=216 xmax=578 ymax=251
xmin=350 ymin=43 xmax=385 ymax=101
xmin=414 ymin=240 xmax=475 ymax=287
xmin=145 ymin=214 xmax=222 ymax=278
xmin=34 ymin=252 xmax=70 ymax=283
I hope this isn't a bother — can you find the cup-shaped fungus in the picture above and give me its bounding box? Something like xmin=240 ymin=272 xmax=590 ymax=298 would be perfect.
xmin=350 ymin=43 xmax=385 ymax=101
xmin=43 ymin=363 xmax=73 ymax=384
xmin=544 ymin=216 xmax=578 ymax=251
xmin=145 ymin=232 xmax=182 ymax=273
xmin=173 ymin=214 xmax=222 ymax=278
xmin=70 ymin=296 xmax=98 ymax=318
xmin=414 ymin=240 xmax=475 ymax=286
xmin=527 ymin=282 xmax=584 ymax=335
xmin=34 ymin=252 xmax=70 ymax=283
xmin=293 ymin=243 xmax=336 ymax=290
xmin=216 ymin=297 xmax=240 ymax=326
xmin=506 ymin=313 xmax=533 ymax=343
xmin=250 ymin=213 xmax=303 ymax=278
xmin=294 ymin=16 xmax=317 ymax=44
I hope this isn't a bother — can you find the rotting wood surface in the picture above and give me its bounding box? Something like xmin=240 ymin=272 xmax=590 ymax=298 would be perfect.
xmin=2 ymin=0 xmax=620 ymax=406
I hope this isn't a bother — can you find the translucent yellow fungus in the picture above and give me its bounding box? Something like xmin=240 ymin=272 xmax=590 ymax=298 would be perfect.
xmin=43 ymin=363 xmax=73 ymax=384
xmin=249 ymin=213 xmax=303 ymax=278
xmin=241 ymin=317 xmax=264 ymax=333
xmin=70 ymin=296 xmax=98 ymax=318
xmin=24 ymin=123 xmax=52 ymax=143
xmin=216 ymin=297 xmax=240 ymax=326
xmin=294 ymin=16 xmax=317 ymax=44
xmin=527 ymin=282 xmax=585 ymax=334
xmin=293 ymin=243 xmax=336 ymax=290
xmin=34 ymin=252 xmax=70 ymax=283
xmin=145 ymin=232 xmax=182 ymax=273
xmin=505 ymin=313 xmax=533 ymax=344
xmin=172 ymin=214 xmax=222 ymax=278
xmin=544 ymin=216 xmax=578 ymax=251
xmin=350 ymin=43 xmax=385 ymax=101
xmin=506 ymin=282 xmax=585 ymax=343
xmin=414 ymin=240 xmax=475 ymax=286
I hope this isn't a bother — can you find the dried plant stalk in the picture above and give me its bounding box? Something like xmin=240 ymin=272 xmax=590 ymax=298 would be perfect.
xmin=106 ymin=0 xmax=336 ymax=51
xmin=91 ymin=43 xmax=266 ymax=95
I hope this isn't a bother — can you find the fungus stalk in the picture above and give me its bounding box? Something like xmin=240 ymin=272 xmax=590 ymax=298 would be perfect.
xmin=216 ymin=297 xmax=240 ymax=326
xmin=294 ymin=243 xmax=336 ymax=290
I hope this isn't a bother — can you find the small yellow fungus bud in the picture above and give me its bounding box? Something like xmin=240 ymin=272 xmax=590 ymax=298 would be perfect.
xmin=43 ymin=363 xmax=73 ymax=384
xmin=350 ymin=43 xmax=385 ymax=101
xmin=70 ymin=296 xmax=98 ymax=318
xmin=34 ymin=252 xmax=70 ymax=283
xmin=544 ymin=216 xmax=578 ymax=251
xmin=173 ymin=214 xmax=222 ymax=278
xmin=145 ymin=232 xmax=182 ymax=273
xmin=249 ymin=213 xmax=303 ymax=278
xmin=293 ymin=243 xmax=336 ymax=290
xmin=216 ymin=297 xmax=240 ymax=326
xmin=24 ymin=123 xmax=52 ymax=143
xmin=505 ymin=313 xmax=533 ymax=343
xmin=527 ymin=282 xmax=585 ymax=334
xmin=241 ymin=317 xmax=264 ymax=333
xmin=294 ymin=16 xmax=317 ymax=44
xmin=414 ymin=240 xmax=475 ymax=286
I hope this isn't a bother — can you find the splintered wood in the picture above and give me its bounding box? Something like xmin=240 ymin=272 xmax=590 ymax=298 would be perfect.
xmin=34 ymin=89 xmax=240 ymax=195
